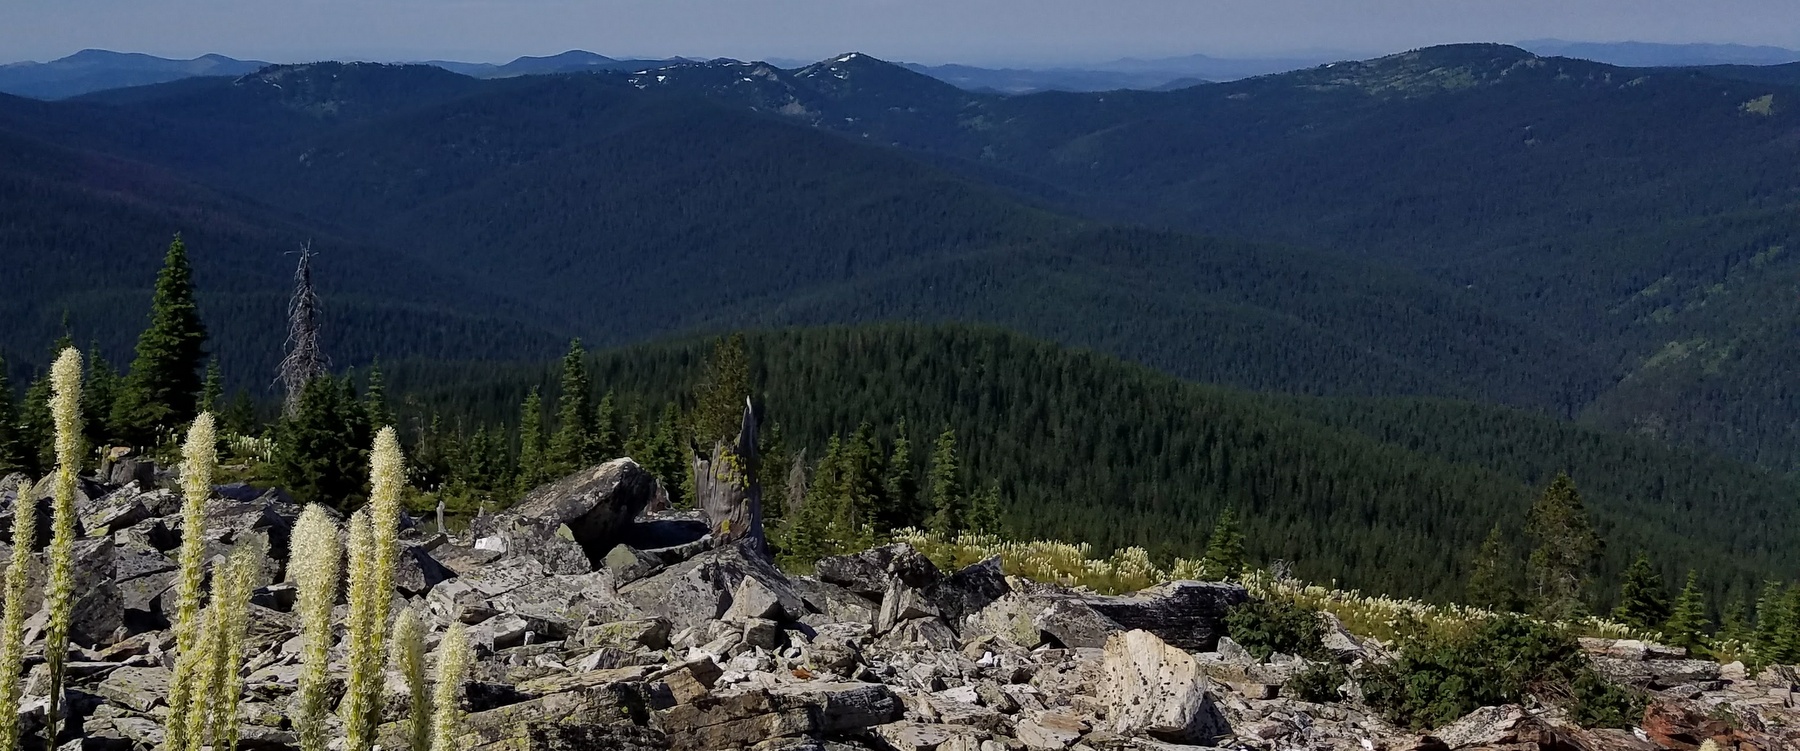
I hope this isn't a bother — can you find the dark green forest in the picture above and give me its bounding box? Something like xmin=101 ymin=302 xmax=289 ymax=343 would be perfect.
xmin=368 ymin=325 xmax=1800 ymax=608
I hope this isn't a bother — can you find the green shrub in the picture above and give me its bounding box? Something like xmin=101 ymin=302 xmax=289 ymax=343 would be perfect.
xmin=1225 ymin=598 xmax=1325 ymax=661
xmin=1285 ymin=662 xmax=1347 ymax=703
xmin=1360 ymin=614 xmax=1640 ymax=730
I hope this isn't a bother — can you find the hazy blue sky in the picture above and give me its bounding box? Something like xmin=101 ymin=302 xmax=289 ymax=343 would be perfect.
xmin=8 ymin=0 xmax=1800 ymax=65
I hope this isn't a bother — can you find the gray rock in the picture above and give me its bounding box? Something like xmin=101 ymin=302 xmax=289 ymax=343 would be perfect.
xmin=1030 ymin=581 xmax=1246 ymax=651
xmin=476 ymin=459 xmax=658 ymax=574
xmin=605 ymin=544 xmax=666 ymax=585
xmin=621 ymin=543 xmax=804 ymax=631
xmin=94 ymin=666 xmax=171 ymax=713
xmin=815 ymin=544 xmax=940 ymax=599
xmin=1099 ymin=630 xmax=1225 ymax=744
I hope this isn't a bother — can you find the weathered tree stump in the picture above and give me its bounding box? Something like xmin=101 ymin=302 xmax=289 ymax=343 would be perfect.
xmin=693 ymin=398 xmax=767 ymax=556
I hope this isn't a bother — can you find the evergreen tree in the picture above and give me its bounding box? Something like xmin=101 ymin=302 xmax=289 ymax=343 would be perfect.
xmin=1720 ymin=599 xmax=1750 ymax=645
xmin=925 ymin=427 xmax=963 ymax=536
xmin=547 ymin=340 xmax=593 ymax=474
xmin=1466 ymin=524 xmax=1520 ymax=612
xmin=1663 ymin=570 xmax=1709 ymax=652
xmin=1611 ymin=552 xmax=1672 ymax=631
xmin=757 ymin=421 xmax=790 ymax=520
xmin=839 ymin=423 xmax=883 ymax=533
xmin=273 ymin=375 xmax=372 ymax=511
xmin=1525 ymin=472 xmax=1602 ymax=620
xmin=642 ymin=403 xmax=688 ymax=507
xmin=112 ymin=234 xmax=208 ymax=445
xmin=966 ymin=483 xmax=1002 ymax=535
xmin=84 ymin=345 xmax=120 ymax=446
xmin=198 ymin=359 xmax=223 ymax=415
xmin=692 ymin=333 xmax=751 ymax=446
xmin=1776 ymin=585 xmax=1800 ymax=665
xmin=1753 ymin=581 xmax=1786 ymax=660
xmin=880 ymin=418 xmax=922 ymax=530
xmin=0 ymin=357 xmax=23 ymax=476
xmin=515 ymin=388 xmax=548 ymax=494
xmin=781 ymin=437 xmax=841 ymax=565
xmin=1201 ymin=506 xmax=1246 ymax=579
xmin=21 ymin=371 xmax=53 ymax=473
xmin=220 ymin=392 xmax=256 ymax=436
xmin=592 ymin=390 xmax=620 ymax=462
xmin=364 ymin=364 xmax=394 ymax=430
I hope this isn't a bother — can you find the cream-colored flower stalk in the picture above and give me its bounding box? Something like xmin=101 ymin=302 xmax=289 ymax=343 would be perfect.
xmin=0 ymin=476 xmax=37 ymax=751
xmin=344 ymin=427 xmax=407 ymax=751
xmin=42 ymin=348 xmax=82 ymax=744
xmin=204 ymin=539 xmax=262 ymax=751
xmin=341 ymin=509 xmax=378 ymax=751
xmin=176 ymin=605 xmax=221 ymax=751
xmin=391 ymin=608 xmax=429 ymax=751
xmin=429 ymin=622 xmax=472 ymax=751
xmin=291 ymin=504 xmax=341 ymax=751
xmin=164 ymin=412 xmax=217 ymax=751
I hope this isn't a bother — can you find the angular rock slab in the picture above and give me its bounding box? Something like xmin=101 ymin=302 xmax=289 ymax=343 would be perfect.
xmin=1099 ymin=630 xmax=1227 ymax=744
xmin=477 ymin=459 xmax=658 ymax=573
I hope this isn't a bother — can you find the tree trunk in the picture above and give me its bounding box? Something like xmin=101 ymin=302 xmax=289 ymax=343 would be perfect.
xmin=693 ymin=398 xmax=766 ymax=556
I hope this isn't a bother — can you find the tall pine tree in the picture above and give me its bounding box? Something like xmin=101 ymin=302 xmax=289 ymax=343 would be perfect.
xmin=273 ymin=375 xmax=372 ymax=511
xmin=692 ymin=333 xmax=751 ymax=446
xmin=1525 ymin=472 xmax=1602 ymax=620
xmin=1663 ymin=571 xmax=1709 ymax=652
xmin=1612 ymin=553 xmax=1671 ymax=631
xmin=1465 ymin=524 xmax=1520 ymax=612
xmin=363 ymin=363 xmax=394 ymax=430
xmin=966 ymin=483 xmax=1002 ymax=535
xmin=592 ymin=390 xmax=620 ymax=462
xmin=0 ymin=356 xmax=23 ymax=475
xmin=1201 ymin=507 xmax=1246 ymax=579
xmin=926 ymin=427 xmax=963 ymax=536
xmin=515 ymin=388 xmax=548 ymax=494
xmin=1753 ymin=581 xmax=1786 ymax=661
xmin=112 ymin=234 xmax=208 ymax=445
xmin=547 ymin=340 xmax=593 ymax=474
xmin=198 ymin=359 xmax=223 ymax=416
xmin=880 ymin=418 xmax=922 ymax=530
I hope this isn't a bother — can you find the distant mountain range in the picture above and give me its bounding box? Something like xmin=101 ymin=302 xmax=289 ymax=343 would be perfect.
xmin=1519 ymin=39 xmax=1800 ymax=67
xmin=10 ymin=42 xmax=1800 ymax=100
xmin=0 ymin=49 xmax=270 ymax=99
xmin=3 ymin=43 xmax=1800 ymax=477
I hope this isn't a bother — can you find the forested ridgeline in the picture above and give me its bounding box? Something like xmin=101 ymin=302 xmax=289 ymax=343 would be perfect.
xmin=378 ymin=325 xmax=1800 ymax=607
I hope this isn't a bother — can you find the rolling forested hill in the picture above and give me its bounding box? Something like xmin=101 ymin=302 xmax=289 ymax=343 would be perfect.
xmin=382 ymin=325 xmax=1800 ymax=606
xmin=1 ymin=43 xmax=1799 ymax=473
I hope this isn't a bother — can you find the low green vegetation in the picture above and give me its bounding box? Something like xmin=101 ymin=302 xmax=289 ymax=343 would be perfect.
xmin=1224 ymin=599 xmax=1326 ymax=661
xmin=1360 ymin=616 xmax=1642 ymax=730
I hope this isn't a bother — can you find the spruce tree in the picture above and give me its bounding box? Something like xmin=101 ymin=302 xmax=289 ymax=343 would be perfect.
xmin=364 ymin=364 xmax=394 ymax=430
xmin=1663 ymin=570 xmax=1709 ymax=652
xmin=692 ymin=333 xmax=751 ymax=446
xmin=1753 ymin=581 xmax=1786 ymax=660
xmin=1720 ymin=600 xmax=1750 ymax=645
xmin=839 ymin=423 xmax=883 ymax=533
xmin=199 ymin=359 xmax=223 ymax=415
xmin=925 ymin=427 xmax=963 ymax=536
xmin=515 ymin=388 xmax=548 ymax=494
xmin=21 ymin=372 xmax=53 ymax=473
xmin=1201 ymin=507 xmax=1246 ymax=579
xmin=1525 ymin=472 xmax=1602 ymax=620
xmin=592 ymin=390 xmax=620 ymax=462
xmin=642 ymin=403 xmax=687 ymax=507
xmin=1465 ymin=524 xmax=1520 ymax=612
xmin=880 ymin=418 xmax=921 ymax=530
xmin=1612 ymin=552 xmax=1672 ymax=630
xmin=273 ymin=375 xmax=373 ymax=511
xmin=1776 ymin=585 xmax=1800 ymax=665
xmin=113 ymin=234 xmax=209 ymax=445
xmin=547 ymin=340 xmax=593 ymax=474
xmin=966 ymin=483 xmax=1002 ymax=535
xmin=0 ymin=358 xmax=23 ymax=476
xmin=84 ymin=345 xmax=121 ymax=445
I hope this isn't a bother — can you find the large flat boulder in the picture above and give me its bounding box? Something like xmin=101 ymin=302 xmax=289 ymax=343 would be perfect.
xmin=620 ymin=542 xmax=805 ymax=631
xmin=1098 ymin=630 xmax=1226 ymax=744
xmin=472 ymin=459 xmax=657 ymax=574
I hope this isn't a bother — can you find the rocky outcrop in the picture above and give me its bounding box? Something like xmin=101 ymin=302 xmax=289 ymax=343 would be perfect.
xmin=6 ymin=464 xmax=1799 ymax=751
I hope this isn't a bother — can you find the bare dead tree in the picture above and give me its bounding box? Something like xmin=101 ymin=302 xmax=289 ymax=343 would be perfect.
xmin=784 ymin=447 xmax=808 ymax=517
xmin=277 ymin=244 xmax=327 ymax=414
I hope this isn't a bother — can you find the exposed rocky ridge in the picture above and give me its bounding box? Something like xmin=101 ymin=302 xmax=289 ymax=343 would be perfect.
xmin=0 ymin=462 xmax=1795 ymax=750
